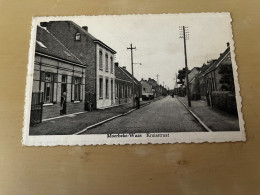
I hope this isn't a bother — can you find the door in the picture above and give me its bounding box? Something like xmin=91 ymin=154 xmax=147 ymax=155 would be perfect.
xmin=61 ymin=75 xmax=67 ymax=115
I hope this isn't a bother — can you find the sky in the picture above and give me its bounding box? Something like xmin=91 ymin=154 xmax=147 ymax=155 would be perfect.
xmin=37 ymin=13 xmax=233 ymax=89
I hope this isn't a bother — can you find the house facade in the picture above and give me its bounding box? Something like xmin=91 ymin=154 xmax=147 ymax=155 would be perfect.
xmin=147 ymin=78 xmax=161 ymax=97
xmin=199 ymin=44 xmax=233 ymax=99
xmin=114 ymin=63 xmax=141 ymax=104
xmin=42 ymin=21 xmax=116 ymax=109
xmin=184 ymin=67 xmax=201 ymax=100
xmin=32 ymin=26 xmax=85 ymax=121
xmin=140 ymin=79 xmax=153 ymax=100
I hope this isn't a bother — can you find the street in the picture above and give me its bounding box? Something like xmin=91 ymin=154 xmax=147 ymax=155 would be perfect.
xmin=82 ymin=96 xmax=206 ymax=134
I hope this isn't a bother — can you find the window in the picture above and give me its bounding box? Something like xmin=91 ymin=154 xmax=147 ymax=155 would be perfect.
xmin=105 ymin=78 xmax=109 ymax=99
xmin=122 ymin=85 xmax=124 ymax=98
xmin=110 ymin=57 xmax=113 ymax=73
xmin=99 ymin=77 xmax=103 ymax=98
xmin=105 ymin=54 xmax=108 ymax=72
xmin=75 ymin=32 xmax=81 ymax=41
xmin=74 ymin=77 xmax=81 ymax=101
xmin=99 ymin=51 xmax=103 ymax=70
xmin=111 ymin=80 xmax=113 ymax=100
xmin=115 ymin=84 xmax=118 ymax=98
xmin=44 ymin=73 xmax=54 ymax=103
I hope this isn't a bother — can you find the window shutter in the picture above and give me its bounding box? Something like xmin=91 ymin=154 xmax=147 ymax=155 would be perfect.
xmin=40 ymin=71 xmax=45 ymax=82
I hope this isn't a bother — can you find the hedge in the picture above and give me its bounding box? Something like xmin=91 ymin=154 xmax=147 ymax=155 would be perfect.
xmin=211 ymin=91 xmax=238 ymax=115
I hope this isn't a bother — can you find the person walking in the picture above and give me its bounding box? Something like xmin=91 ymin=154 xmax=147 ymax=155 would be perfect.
xmin=60 ymin=92 xmax=66 ymax=115
xmin=135 ymin=95 xmax=140 ymax=109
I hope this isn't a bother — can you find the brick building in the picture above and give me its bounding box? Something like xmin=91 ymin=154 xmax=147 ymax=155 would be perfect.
xmin=32 ymin=26 xmax=85 ymax=120
xmin=199 ymin=43 xmax=233 ymax=100
xmin=114 ymin=63 xmax=141 ymax=105
xmin=41 ymin=21 xmax=116 ymax=109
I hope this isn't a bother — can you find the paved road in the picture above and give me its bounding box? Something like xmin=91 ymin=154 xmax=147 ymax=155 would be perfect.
xmin=83 ymin=96 xmax=206 ymax=134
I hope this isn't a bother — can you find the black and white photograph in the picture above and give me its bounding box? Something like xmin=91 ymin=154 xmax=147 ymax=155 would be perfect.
xmin=23 ymin=13 xmax=245 ymax=146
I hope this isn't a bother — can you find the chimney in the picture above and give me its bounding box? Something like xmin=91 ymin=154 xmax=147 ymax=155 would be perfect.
xmin=115 ymin=62 xmax=119 ymax=67
xmin=122 ymin=66 xmax=126 ymax=69
xmin=226 ymin=42 xmax=230 ymax=47
xmin=82 ymin=26 xmax=88 ymax=32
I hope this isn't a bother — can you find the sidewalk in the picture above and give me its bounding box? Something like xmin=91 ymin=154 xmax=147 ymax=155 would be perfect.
xmin=29 ymin=97 xmax=164 ymax=135
xmin=177 ymin=97 xmax=240 ymax=131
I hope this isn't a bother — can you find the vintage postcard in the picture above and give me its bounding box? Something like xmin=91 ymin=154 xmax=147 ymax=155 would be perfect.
xmin=22 ymin=13 xmax=245 ymax=146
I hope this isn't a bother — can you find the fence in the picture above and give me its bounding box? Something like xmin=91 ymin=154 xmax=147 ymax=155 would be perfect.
xmin=30 ymin=92 xmax=43 ymax=126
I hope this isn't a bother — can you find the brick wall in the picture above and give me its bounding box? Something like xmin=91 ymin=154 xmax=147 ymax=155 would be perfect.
xmin=46 ymin=21 xmax=97 ymax=99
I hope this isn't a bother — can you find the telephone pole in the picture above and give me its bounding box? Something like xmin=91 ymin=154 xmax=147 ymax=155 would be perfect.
xmin=179 ymin=26 xmax=191 ymax=107
xmin=156 ymin=74 xmax=159 ymax=85
xmin=127 ymin=43 xmax=136 ymax=107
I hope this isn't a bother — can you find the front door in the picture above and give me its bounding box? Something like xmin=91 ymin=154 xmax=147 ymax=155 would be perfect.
xmin=61 ymin=75 xmax=67 ymax=115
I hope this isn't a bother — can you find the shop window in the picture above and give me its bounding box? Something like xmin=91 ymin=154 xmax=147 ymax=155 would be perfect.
xmin=43 ymin=72 xmax=54 ymax=103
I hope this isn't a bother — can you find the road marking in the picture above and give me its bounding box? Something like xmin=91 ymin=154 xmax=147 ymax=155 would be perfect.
xmin=176 ymin=97 xmax=213 ymax=132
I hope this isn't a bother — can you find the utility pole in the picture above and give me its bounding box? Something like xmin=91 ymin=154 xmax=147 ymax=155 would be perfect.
xmin=179 ymin=26 xmax=191 ymax=107
xmin=127 ymin=43 xmax=136 ymax=107
xmin=156 ymin=74 xmax=159 ymax=85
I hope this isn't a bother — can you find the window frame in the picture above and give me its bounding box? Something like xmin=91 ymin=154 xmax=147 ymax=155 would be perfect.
xmin=43 ymin=72 xmax=54 ymax=103
xmin=99 ymin=50 xmax=103 ymax=70
xmin=74 ymin=77 xmax=81 ymax=101
xmin=99 ymin=77 xmax=103 ymax=99
xmin=105 ymin=78 xmax=109 ymax=99
xmin=75 ymin=32 xmax=81 ymax=41
xmin=105 ymin=54 xmax=109 ymax=72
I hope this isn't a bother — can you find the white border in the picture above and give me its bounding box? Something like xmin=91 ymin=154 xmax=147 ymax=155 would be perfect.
xmin=22 ymin=13 xmax=246 ymax=146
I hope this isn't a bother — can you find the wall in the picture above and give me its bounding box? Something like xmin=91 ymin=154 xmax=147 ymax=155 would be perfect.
xmin=33 ymin=55 xmax=85 ymax=119
xmin=1 ymin=1 xmax=260 ymax=194
xmin=96 ymin=43 xmax=115 ymax=108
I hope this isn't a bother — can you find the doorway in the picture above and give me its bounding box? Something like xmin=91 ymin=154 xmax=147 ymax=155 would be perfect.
xmin=60 ymin=75 xmax=67 ymax=115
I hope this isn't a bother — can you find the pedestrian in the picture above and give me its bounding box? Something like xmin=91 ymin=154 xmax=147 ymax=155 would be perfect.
xmin=135 ymin=95 xmax=140 ymax=109
xmin=60 ymin=92 xmax=66 ymax=115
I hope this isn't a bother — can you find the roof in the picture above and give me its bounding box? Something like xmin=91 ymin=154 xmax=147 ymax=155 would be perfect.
xmin=35 ymin=26 xmax=83 ymax=65
xmin=115 ymin=65 xmax=132 ymax=83
xmin=116 ymin=65 xmax=140 ymax=84
xmin=141 ymin=79 xmax=152 ymax=86
xmin=147 ymin=78 xmax=158 ymax=87
xmin=203 ymin=46 xmax=230 ymax=75
xmin=68 ymin=21 xmax=116 ymax=54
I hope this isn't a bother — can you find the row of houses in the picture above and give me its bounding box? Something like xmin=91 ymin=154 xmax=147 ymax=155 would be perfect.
xmin=31 ymin=21 xmax=164 ymax=123
xmin=141 ymin=78 xmax=168 ymax=100
xmin=176 ymin=42 xmax=237 ymax=114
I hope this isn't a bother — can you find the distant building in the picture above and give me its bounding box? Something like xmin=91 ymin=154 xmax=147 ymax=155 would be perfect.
xmin=147 ymin=78 xmax=161 ymax=97
xmin=41 ymin=21 xmax=117 ymax=109
xmin=140 ymin=79 xmax=153 ymax=100
xmin=32 ymin=26 xmax=86 ymax=120
xmin=184 ymin=67 xmax=201 ymax=100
